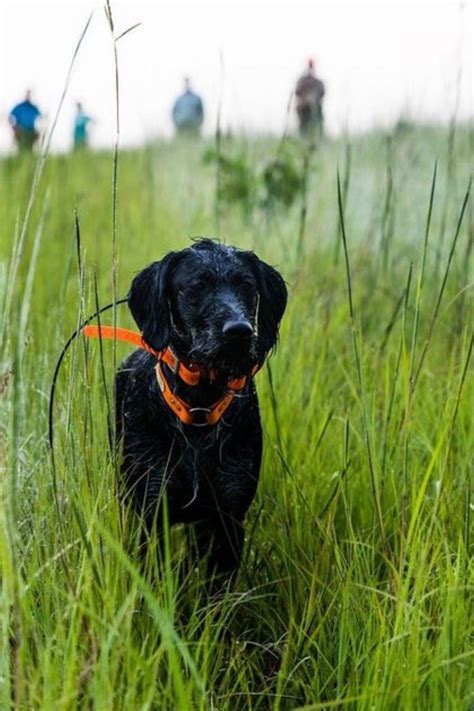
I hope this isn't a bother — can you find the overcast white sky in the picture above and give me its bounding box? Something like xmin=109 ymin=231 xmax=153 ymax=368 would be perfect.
xmin=0 ymin=0 xmax=472 ymax=151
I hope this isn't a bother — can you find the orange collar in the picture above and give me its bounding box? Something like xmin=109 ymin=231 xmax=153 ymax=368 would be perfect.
xmin=83 ymin=324 xmax=259 ymax=426
xmin=155 ymin=360 xmax=240 ymax=426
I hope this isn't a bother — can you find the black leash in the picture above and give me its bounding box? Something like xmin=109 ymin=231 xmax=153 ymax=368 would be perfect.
xmin=48 ymin=297 xmax=128 ymax=463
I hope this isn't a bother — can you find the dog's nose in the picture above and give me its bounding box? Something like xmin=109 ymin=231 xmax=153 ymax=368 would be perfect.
xmin=222 ymin=319 xmax=253 ymax=338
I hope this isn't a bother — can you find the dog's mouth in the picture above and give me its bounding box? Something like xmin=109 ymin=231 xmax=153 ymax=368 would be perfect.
xmin=187 ymin=334 xmax=258 ymax=378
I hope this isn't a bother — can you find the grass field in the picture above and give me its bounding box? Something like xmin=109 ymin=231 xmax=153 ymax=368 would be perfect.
xmin=0 ymin=123 xmax=472 ymax=709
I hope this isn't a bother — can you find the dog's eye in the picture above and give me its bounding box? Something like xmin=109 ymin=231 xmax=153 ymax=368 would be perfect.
xmin=240 ymin=278 xmax=256 ymax=290
xmin=179 ymin=278 xmax=210 ymax=296
xmin=188 ymin=279 xmax=206 ymax=291
xmin=229 ymin=273 xmax=255 ymax=290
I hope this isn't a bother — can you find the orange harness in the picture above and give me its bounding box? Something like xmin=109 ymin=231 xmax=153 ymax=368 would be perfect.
xmin=83 ymin=325 xmax=259 ymax=427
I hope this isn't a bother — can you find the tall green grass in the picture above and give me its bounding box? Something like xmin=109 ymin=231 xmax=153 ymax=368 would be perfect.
xmin=0 ymin=123 xmax=472 ymax=709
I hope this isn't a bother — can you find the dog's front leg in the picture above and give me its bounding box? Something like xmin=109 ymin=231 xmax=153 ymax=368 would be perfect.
xmin=123 ymin=464 xmax=173 ymax=571
xmin=192 ymin=514 xmax=245 ymax=592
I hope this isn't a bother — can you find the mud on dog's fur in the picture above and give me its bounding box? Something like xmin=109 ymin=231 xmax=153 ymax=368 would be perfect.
xmin=115 ymin=239 xmax=287 ymax=587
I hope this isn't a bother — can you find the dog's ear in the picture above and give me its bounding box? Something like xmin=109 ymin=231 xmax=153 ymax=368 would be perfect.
xmin=247 ymin=254 xmax=287 ymax=354
xmin=128 ymin=252 xmax=181 ymax=351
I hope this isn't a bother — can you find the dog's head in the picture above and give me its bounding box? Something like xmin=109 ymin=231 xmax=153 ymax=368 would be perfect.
xmin=128 ymin=239 xmax=287 ymax=376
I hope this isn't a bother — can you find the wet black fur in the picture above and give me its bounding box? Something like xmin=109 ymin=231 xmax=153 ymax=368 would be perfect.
xmin=115 ymin=239 xmax=287 ymax=587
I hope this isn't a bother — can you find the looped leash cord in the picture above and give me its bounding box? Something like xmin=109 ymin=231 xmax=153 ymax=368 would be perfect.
xmin=48 ymin=298 xmax=129 ymax=458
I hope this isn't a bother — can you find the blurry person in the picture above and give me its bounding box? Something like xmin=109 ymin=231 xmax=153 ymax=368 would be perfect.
xmin=172 ymin=77 xmax=204 ymax=137
xmin=295 ymin=59 xmax=325 ymax=138
xmin=73 ymin=102 xmax=92 ymax=150
xmin=8 ymin=90 xmax=42 ymax=151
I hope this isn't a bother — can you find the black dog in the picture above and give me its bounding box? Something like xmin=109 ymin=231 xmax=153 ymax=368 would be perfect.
xmin=115 ymin=239 xmax=287 ymax=586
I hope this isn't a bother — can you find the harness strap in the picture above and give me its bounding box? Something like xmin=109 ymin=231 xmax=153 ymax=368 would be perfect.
xmin=83 ymin=323 xmax=259 ymax=426
xmin=83 ymin=325 xmax=251 ymax=390
xmin=160 ymin=347 xmax=201 ymax=386
xmin=83 ymin=325 xmax=158 ymax=356
xmin=155 ymin=361 xmax=237 ymax=426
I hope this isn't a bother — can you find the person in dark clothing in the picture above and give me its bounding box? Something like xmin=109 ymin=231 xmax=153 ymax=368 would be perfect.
xmin=172 ymin=77 xmax=204 ymax=137
xmin=295 ymin=59 xmax=325 ymax=138
xmin=8 ymin=90 xmax=42 ymax=151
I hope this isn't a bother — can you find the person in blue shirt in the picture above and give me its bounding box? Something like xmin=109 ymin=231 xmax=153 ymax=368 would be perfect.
xmin=73 ymin=102 xmax=92 ymax=150
xmin=172 ymin=77 xmax=204 ymax=137
xmin=8 ymin=90 xmax=42 ymax=151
